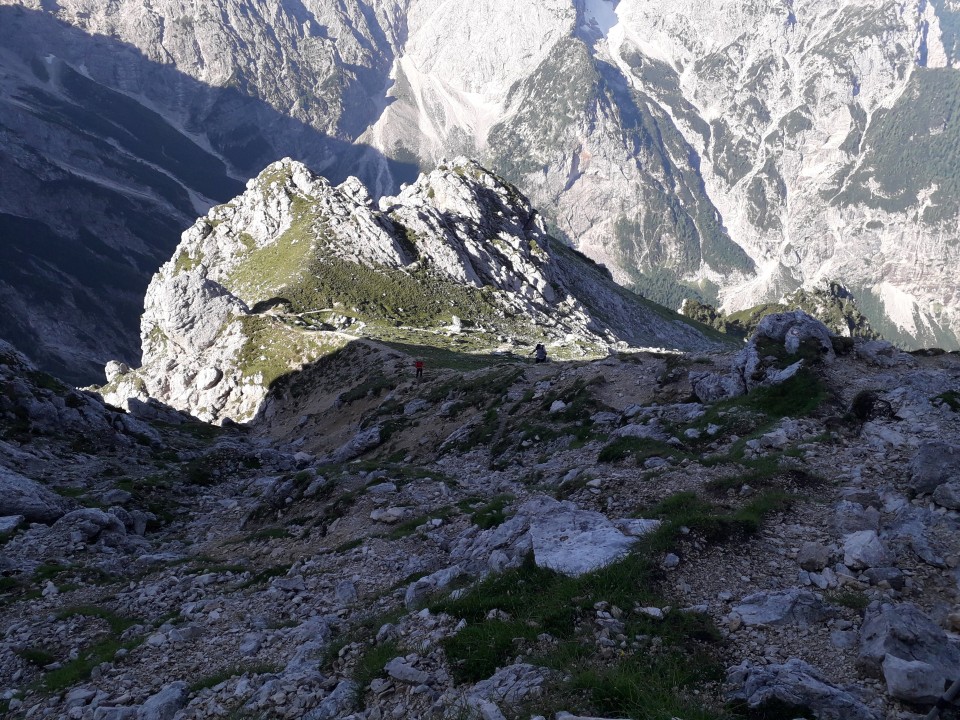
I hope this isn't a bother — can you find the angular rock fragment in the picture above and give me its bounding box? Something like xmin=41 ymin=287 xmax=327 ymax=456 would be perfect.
xmin=734 ymin=589 xmax=832 ymax=628
xmin=727 ymin=659 xmax=879 ymax=720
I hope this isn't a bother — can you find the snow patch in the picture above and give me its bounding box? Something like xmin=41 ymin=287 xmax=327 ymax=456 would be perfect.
xmin=582 ymin=0 xmax=619 ymax=37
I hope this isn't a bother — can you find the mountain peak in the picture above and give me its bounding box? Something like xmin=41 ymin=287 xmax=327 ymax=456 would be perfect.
xmin=100 ymin=158 xmax=725 ymax=424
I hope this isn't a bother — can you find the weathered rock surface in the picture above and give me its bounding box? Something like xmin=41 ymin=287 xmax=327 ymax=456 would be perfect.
xmin=881 ymin=654 xmax=949 ymax=704
xmin=0 ymin=466 xmax=69 ymax=523
xmin=137 ymin=681 xmax=188 ymax=720
xmin=733 ymin=589 xmax=832 ymax=628
xmin=910 ymin=441 xmax=960 ymax=495
xmin=526 ymin=497 xmax=638 ymax=577
xmin=727 ymin=659 xmax=880 ymax=720
xmin=858 ymin=603 xmax=960 ymax=681
xmin=691 ymin=311 xmax=833 ymax=402
xmin=100 ymin=159 xmax=721 ymax=423
xmin=5 ymin=311 xmax=960 ymax=720
xmin=842 ymin=531 xmax=892 ymax=571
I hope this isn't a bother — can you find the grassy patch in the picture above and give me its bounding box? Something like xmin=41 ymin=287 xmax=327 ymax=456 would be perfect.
xmin=540 ymin=377 xmax=603 ymax=422
xmin=335 ymin=538 xmax=364 ymax=553
xmin=352 ymin=640 xmax=402 ymax=695
xmin=381 ymin=341 xmax=516 ymax=372
xmin=598 ymin=437 xmax=680 ymax=464
xmin=825 ymin=589 xmax=870 ymax=612
xmin=56 ymin=606 xmax=138 ymax=634
xmin=189 ymin=662 xmax=281 ymax=692
xmin=459 ymin=494 xmax=515 ymax=529
xmin=645 ymin=490 xmax=794 ymax=551
xmin=242 ymin=527 xmax=292 ymax=542
xmin=34 ymin=608 xmax=143 ymax=693
xmin=554 ymin=474 xmax=591 ymax=500
xmin=705 ymin=458 xmax=823 ymax=495
xmin=684 ymin=370 xmax=830 ymax=462
xmin=17 ymin=647 xmax=56 ymax=667
xmin=433 ymin=552 xmax=725 ymax=718
xmin=434 ymin=553 xmax=658 ymax=682
xmin=237 ymin=563 xmax=293 ymax=590
xmin=380 ymin=507 xmax=455 ymax=540
xmin=34 ymin=561 xmax=70 ymax=582
xmin=340 ymin=374 xmax=397 ymax=405
xmin=235 ymin=316 xmax=346 ymax=387
xmin=549 ymin=650 xmax=728 ymax=720
xmin=429 ymin=367 xmax=524 ymax=416
xmin=737 ymin=369 xmax=827 ymax=419
xmin=934 ymin=390 xmax=960 ymax=412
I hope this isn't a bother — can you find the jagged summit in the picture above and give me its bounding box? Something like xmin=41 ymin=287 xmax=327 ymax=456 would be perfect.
xmin=100 ymin=158 xmax=724 ymax=423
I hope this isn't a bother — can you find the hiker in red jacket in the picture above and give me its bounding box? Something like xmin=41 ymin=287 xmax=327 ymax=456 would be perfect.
xmin=415 ymin=358 xmax=424 ymax=379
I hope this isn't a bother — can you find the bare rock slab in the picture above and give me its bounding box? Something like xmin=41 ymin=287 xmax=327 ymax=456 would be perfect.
xmin=526 ymin=497 xmax=637 ymax=577
xmin=734 ymin=589 xmax=832 ymax=628
xmin=136 ymin=682 xmax=188 ymax=720
xmin=0 ymin=465 xmax=69 ymax=523
xmin=909 ymin=441 xmax=960 ymax=495
xmin=727 ymin=659 xmax=880 ymax=720
xmin=881 ymin=654 xmax=949 ymax=704
xmin=842 ymin=530 xmax=892 ymax=570
xmin=858 ymin=602 xmax=960 ymax=682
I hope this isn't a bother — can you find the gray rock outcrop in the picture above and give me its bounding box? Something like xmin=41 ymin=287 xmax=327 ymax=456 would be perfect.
xmin=727 ymin=659 xmax=880 ymax=720
xmin=136 ymin=682 xmax=188 ymax=720
xmin=733 ymin=588 xmax=833 ymax=628
xmin=858 ymin=603 xmax=960 ymax=685
xmin=691 ymin=312 xmax=833 ymax=402
xmin=910 ymin=441 xmax=960 ymax=495
xmin=0 ymin=466 xmax=69 ymax=523
xmin=100 ymin=159 xmax=721 ymax=424
xmin=842 ymin=531 xmax=892 ymax=571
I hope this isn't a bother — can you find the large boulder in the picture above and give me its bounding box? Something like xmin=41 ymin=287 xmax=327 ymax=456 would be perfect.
xmin=733 ymin=589 xmax=833 ymax=628
xmin=933 ymin=481 xmax=960 ymax=509
xmin=858 ymin=603 xmax=960 ymax=683
xmin=689 ymin=371 xmax=745 ymax=403
xmin=909 ymin=441 xmax=960 ymax=495
xmin=881 ymin=654 xmax=949 ymax=704
xmin=327 ymin=425 xmax=382 ymax=463
xmin=691 ymin=311 xmax=834 ymax=403
xmin=53 ymin=509 xmax=128 ymax=547
xmin=526 ymin=497 xmax=638 ymax=577
xmin=0 ymin=466 xmax=70 ymax=523
xmin=136 ymin=682 xmax=188 ymax=720
xmin=755 ymin=311 xmax=836 ymax=361
xmin=842 ymin=531 xmax=892 ymax=570
xmin=302 ymin=679 xmax=359 ymax=720
xmin=468 ymin=663 xmax=556 ymax=709
xmin=448 ymin=496 xmax=647 ymax=578
xmin=727 ymin=659 xmax=879 ymax=720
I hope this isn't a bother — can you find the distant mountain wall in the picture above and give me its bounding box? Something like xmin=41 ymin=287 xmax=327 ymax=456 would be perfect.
xmin=2 ymin=0 xmax=959 ymax=382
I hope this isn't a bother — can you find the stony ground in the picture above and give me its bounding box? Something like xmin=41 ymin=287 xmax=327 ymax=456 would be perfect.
xmin=1 ymin=332 xmax=959 ymax=720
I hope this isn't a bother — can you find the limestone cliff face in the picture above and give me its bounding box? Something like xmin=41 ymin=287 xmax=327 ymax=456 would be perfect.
xmin=101 ymin=159 xmax=721 ymax=423
xmin=4 ymin=0 xmax=960 ymax=383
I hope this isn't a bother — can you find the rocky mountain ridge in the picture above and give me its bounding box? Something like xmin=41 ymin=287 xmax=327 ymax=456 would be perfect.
xmin=4 ymin=0 xmax=960 ymax=380
xmin=97 ymin=157 xmax=723 ymax=424
xmin=2 ymin=309 xmax=960 ymax=719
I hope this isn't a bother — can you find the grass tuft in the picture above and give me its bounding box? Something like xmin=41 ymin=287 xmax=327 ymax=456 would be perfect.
xmin=189 ymin=663 xmax=281 ymax=692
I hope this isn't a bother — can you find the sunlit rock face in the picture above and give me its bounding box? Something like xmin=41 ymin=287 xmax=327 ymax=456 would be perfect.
xmin=2 ymin=0 xmax=960 ymax=383
xmin=99 ymin=158 xmax=720 ymax=424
